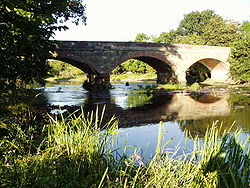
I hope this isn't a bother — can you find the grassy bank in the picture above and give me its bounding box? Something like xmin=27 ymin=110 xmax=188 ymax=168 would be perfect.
xmin=111 ymin=72 xmax=157 ymax=82
xmin=1 ymin=108 xmax=249 ymax=187
xmin=45 ymin=72 xmax=156 ymax=83
xmin=45 ymin=75 xmax=87 ymax=82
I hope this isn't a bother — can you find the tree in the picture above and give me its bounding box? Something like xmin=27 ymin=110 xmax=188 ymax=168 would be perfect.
xmin=153 ymin=10 xmax=217 ymax=45
xmin=229 ymin=33 xmax=250 ymax=82
xmin=0 ymin=0 xmax=86 ymax=87
xmin=241 ymin=21 xmax=250 ymax=32
xmin=175 ymin=33 xmax=205 ymax=45
xmin=152 ymin=30 xmax=177 ymax=43
xmin=176 ymin=10 xmax=217 ymax=37
xmin=134 ymin=33 xmax=151 ymax=42
xmin=202 ymin=16 xmax=240 ymax=47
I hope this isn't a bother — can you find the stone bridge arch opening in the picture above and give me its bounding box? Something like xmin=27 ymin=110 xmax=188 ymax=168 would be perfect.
xmin=112 ymin=53 xmax=177 ymax=84
xmin=185 ymin=58 xmax=229 ymax=84
xmin=48 ymin=57 xmax=106 ymax=89
xmin=49 ymin=57 xmax=98 ymax=75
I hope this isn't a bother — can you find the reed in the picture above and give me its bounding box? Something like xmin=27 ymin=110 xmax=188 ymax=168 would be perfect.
xmin=1 ymin=109 xmax=249 ymax=187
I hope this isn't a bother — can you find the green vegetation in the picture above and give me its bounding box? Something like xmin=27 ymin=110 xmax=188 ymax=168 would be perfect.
xmin=186 ymin=63 xmax=211 ymax=84
xmin=229 ymin=32 xmax=250 ymax=83
xmin=112 ymin=59 xmax=155 ymax=75
xmin=0 ymin=0 xmax=86 ymax=88
xmin=157 ymin=83 xmax=201 ymax=91
xmin=111 ymin=72 xmax=156 ymax=82
xmin=1 ymin=109 xmax=249 ymax=187
xmin=158 ymin=83 xmax=185 ymax=90
xmin=152 ymin=10 xmax=240 ymax=47
xmin=47 ymin=60 xmax=87 ymax=81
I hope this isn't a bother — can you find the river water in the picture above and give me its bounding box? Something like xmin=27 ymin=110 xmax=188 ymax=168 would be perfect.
xmin=41 ymin=81 xmax=250 ymax=159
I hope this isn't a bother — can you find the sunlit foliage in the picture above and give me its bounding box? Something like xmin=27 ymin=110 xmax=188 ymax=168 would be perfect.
xmin=0 ymin=0 xmax=86 ymax=88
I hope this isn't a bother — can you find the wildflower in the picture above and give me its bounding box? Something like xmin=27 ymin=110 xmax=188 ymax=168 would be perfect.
xmin=131 ymin=154 xmax=144 ymax=166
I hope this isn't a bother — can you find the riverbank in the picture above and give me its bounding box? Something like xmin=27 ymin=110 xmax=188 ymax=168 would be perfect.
xmin=45 ymin=72 xmax=157 ymax=83
xmin=111 ymin=72 xmax=157 ymax=82
xmin=1 ymin=108 xmax=249 ymax=187
xmin=45 ymin=75 xmax=87 ymax=82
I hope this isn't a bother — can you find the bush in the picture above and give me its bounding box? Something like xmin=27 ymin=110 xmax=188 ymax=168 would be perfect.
xmin=230 ymin=33 xmax=250 ymax=83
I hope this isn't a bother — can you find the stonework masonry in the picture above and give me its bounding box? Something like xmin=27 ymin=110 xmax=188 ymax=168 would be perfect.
xmin=51 ymin=41 xmax=231 ymax=86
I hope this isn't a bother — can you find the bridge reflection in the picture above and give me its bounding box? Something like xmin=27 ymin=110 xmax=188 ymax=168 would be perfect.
xmin=84 ymin=91 xmax=230 ymax=127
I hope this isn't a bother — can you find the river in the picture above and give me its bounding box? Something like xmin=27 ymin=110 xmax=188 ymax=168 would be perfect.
xmin=40 ymin=81 xmax=250 ymax=159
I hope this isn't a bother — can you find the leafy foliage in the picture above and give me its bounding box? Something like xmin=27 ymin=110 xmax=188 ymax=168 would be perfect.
xmin=112 ymin=59 xmax=155 ymax=74
xmin=0 ymin=0 xmax=86 ymax=88
xmin=176 ymin=10 xmax=217 ymax=37
xmin=241 ymin=21 xmax=250 ymax=32
xmin=175 ymin=33 xmax=205 ymax=45
xmin=48 ymin=60 xmax=85 ymax=78
xmin=229 ymin=33 xmax=250 ymax=82
xmin=153 ymin=10 xmax=240 ymax=47
xmin=186 ymin=62 xmax=211 ymax=84
xmin=152 ymin=30 xmax=177 ymax=43
xmin=202 ymin=16 xmax=240 ymax=47
xmin=133 ymin=33 xmax=151 ymax=42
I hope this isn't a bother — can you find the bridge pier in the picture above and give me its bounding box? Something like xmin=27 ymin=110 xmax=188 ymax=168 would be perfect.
xmin=83 ymin=73 xmax=111 ymax=90
xmin=157 ymin=72 xmax=178 ymax=84
xmin=173 ymin=70 xmax=187 ymax=85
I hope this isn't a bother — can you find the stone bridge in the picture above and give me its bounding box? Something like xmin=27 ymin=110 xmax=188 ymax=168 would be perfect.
xmin=51 ymin=41 xmax=231 ymax=88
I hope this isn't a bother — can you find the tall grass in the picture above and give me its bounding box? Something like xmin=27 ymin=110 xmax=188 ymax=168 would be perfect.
xmin=1 ymin=109 xmax=249 ymax=187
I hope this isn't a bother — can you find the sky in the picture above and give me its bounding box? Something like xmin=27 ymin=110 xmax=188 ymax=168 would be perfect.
xmin=54 ymin=0 xmax=250 ymax=42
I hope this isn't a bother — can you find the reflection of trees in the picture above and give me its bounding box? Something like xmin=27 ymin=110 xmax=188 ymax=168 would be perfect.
xmin=227 ymin=94 xmax=250 ymax=131
xmin=178 ymin=112 xmax=250 ymax=138
xmin=179 ymin=119 xmax=225 ymax=138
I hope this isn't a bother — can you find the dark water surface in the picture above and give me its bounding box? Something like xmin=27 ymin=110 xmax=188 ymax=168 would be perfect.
xmin=41 ymin=81 xmax=250 ymax=159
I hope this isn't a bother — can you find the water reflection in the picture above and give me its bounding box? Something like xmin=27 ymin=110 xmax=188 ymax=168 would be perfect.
xmin=43 ymin=84 xmax=87 ymax=106
xmin=41 ymin=82 xmax=250 ymax=159
xmin=41 ymin=82 xmax=249 ymax=133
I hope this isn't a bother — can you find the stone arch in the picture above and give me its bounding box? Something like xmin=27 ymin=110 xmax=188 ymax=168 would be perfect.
xmin=50 ymin=57 xmax=98 ymax=75
xmin=185 ymin=58 xmax=230 ymax=83
xmin=50 ymin=57 xmax=111 ymax=90
xmin=112 ymin=52 xmax=177 ymax=84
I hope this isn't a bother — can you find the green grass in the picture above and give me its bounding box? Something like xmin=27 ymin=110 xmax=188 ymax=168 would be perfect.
xmin=157 ymin=83 xmax=185 ymax=90
xmin=1 ymin=109 xmax=249 ymax=187
xmin=111 ymin=72 xmax=157 ymax=82
xmin=158 ymin=83 xmax=201 ymax=91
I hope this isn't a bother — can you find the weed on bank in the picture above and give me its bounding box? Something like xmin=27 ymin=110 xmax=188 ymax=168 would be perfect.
xmin=0 ymin=109 xmax=249 ymax=187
